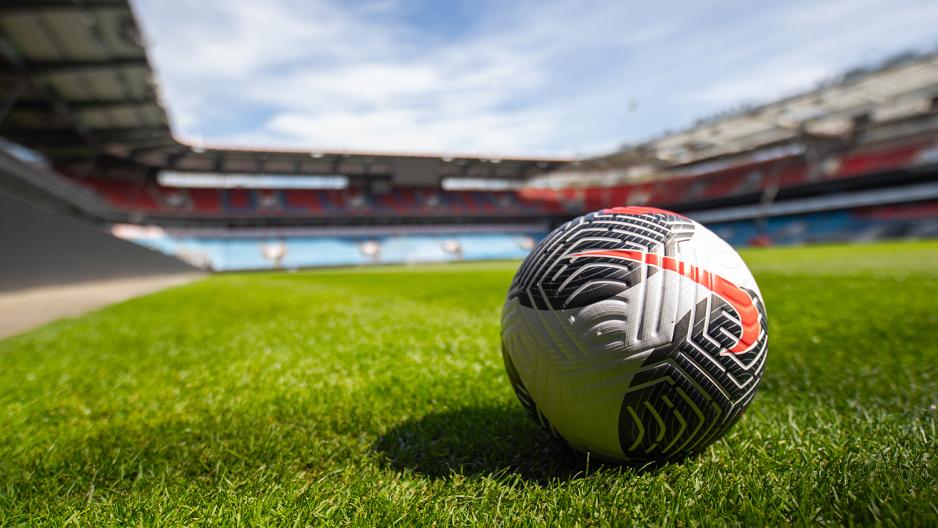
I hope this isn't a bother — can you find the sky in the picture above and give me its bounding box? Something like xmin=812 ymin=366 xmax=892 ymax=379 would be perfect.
xmin=132 ymin=0 xmax=938 ymax=157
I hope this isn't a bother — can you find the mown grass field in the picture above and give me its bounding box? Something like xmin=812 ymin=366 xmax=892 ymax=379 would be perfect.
xmin=1 ymin=240 xmax=936 ymax=526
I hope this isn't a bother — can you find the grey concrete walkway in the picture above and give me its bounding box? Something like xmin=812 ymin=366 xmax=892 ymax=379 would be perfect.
xmin=0 ymin=274 xmax=205 ymax=339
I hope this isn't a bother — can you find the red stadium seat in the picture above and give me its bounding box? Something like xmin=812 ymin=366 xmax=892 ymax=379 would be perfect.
xmin=188 ymin=188 xmax=221 ymax=213
xmin=833 ymin=143 xmax=926 ymax=179
xmin=82 ymin=178 xmax=161 ymax=211
xmin=774 ymin=162 xmax=808 ymax=187
xmin=284 ymin=190 xmax=324 ymax=214
xmin=224 ymin=188 xmax=253 ymax=210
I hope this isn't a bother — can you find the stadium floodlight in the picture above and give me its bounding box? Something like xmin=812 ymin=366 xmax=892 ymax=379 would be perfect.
xmin=502 ymin=207 xmax=768 ymax=462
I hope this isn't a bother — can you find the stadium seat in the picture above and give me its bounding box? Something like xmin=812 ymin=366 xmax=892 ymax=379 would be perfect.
xmin=283 ymin=189 xmax=325 ymax=214
xmin=833 ymin=143 xmax=927 ymax=178
xmin=224 ymin=188 xmax=254 ymax=211
xmin=188 ymin=188 xmax=221 ymax=214
xmin=81 ymin=178 xmax=161 ymax=211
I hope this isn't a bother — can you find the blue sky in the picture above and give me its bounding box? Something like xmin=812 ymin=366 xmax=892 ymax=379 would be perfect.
xmin=132 ymin=0 xmax=938 ymax=157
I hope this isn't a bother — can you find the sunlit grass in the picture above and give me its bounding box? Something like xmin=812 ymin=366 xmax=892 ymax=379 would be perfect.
xmin=1 ymin=240 xmax=936 ymax=525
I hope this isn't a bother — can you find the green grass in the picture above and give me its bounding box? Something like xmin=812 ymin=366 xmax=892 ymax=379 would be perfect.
xmin=1 ymin=240 xmax=936 ymax=526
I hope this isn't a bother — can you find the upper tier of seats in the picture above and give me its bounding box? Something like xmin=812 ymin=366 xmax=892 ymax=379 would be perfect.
xmin=67 ymin=136 xmax=937 ymax=218
xmin=63 ymin=180 xmax=557 ymax=217
xmin=521 ymin=136 xmax=936 ymax=213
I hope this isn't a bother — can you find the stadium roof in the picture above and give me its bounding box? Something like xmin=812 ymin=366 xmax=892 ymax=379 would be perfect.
xmin=0 ymin=0 xmax=568 ymax=181
xmin=642 ymin=52 xmax=938 ymax=166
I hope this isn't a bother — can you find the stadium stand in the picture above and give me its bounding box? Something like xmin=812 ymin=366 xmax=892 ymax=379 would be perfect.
xmin=0 ymin=2 xmax=936 ymax=271
xmin=516 ymin=139 xmax=935 ymax=215
xmin=54 ymin=133 xmax=931 ymax=221
xmin=63 ymin=177 xmax=565 ymax=218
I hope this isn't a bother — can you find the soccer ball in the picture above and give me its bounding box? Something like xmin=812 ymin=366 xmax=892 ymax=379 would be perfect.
xmin=501 ymin=207 xmax=767 ymax=462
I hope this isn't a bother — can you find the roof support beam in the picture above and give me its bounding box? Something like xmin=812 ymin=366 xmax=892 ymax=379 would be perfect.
xmin=0 ymin=129 xmax=85 ymax=146
xmin=164 ymin=149 xmax=189 ymax=169
xmin=2 ymin=124 xmax=169 ymax=136
xmin=458 ymin=160 xmax=477 ymax=177
xmin=127 ymin=139 xmax=179 ymax=153
xmin=0 ymin=2 xmax=126 ymax=15
xmin=13 ymin=97 xmax=158 ymax=111
xmin=0 ymin=78 xmax=27 ymax=124
xmin=23 ymin=57 xmax=149 ymax=76
xmin=516 ymin=161 xmax=538 ymax=180
xmin=0 ymin=36 xmax=102 ymax=151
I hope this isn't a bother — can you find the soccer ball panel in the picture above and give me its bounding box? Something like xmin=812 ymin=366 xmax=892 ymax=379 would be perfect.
xmin=501 ymin=207 xmax=768 ymax=462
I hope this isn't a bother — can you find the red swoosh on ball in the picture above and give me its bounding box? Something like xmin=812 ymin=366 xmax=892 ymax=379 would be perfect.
xmin=569 ymin=249 xmax=760 ymax=354
xmin=602 ymin=206 xmax=689 ymax=219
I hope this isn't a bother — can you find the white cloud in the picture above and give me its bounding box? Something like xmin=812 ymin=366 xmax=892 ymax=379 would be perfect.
xmin=263 ymin=109 xmax=560 ymax=154
xmin=132 ymin=0 xmax=938 ymax=156
xmin=686 ymin=0 xmax=938 ymax=106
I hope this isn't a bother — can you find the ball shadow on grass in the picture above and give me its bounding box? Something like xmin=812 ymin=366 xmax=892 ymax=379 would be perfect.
xmin=373 ymin=405 xmax=661 ymax=485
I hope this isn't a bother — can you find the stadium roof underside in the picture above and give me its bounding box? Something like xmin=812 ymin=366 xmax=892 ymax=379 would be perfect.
xmin=0 ymin=0 xmax=568 ymax=182
xmin=643 ymin=53 xmax=938 ymax=166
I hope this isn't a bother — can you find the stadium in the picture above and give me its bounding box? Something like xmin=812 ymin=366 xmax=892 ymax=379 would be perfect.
xmin=0 ymin=0 xmax=935 ymax=525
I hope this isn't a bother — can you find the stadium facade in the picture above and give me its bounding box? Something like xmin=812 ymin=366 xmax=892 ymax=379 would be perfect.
xmin=1 ymin=1 xmax=937 ymax=272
